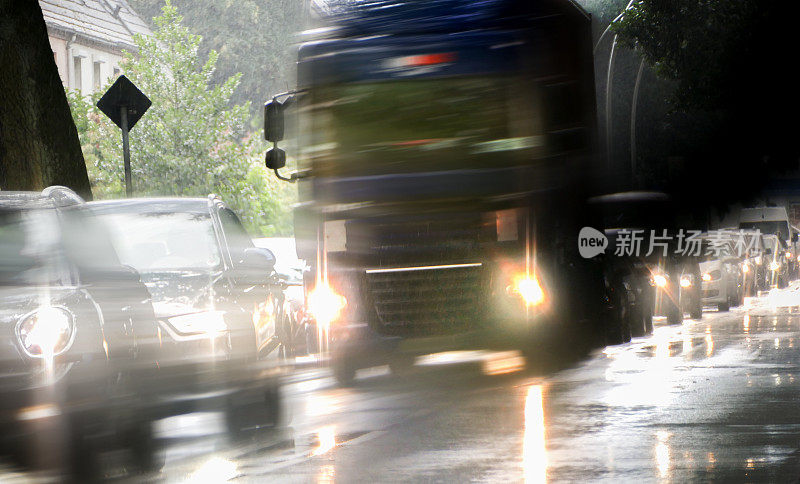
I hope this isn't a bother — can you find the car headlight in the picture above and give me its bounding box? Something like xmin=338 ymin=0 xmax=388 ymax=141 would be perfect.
xmin=508 ymin=274 xmax=546 ymax=307
xmin=769 ymin=260 xmax=781 ymax=271
xmin=679 ymin=276 xmax=693 ymax=288
xmin=742 ymin=262 xmax=751 ymax=273
xmin=307 ymin=284 xmax=347 ymax=327
xmin=167 ymin=311 xmax=227 ymax=335
xmin=702 ymin=270 xmax=721 ymax=282
xmin=653 ymin=274 xmax=668 ymax=288
xmin=17 ymin=306 xmax=75 ymax=358
xmin=786 ymin=251 xmax=792 ymax=259
xmin=702 ymin=273 xmax=712 ymax=282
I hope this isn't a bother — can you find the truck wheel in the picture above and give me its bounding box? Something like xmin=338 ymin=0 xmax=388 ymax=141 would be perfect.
xmin=717 ymin=301 xmax=729 ymax=312
xmin=333 ymin=360 xmax=356 ymax=386
xmin=388 ymin=353 xmax=415 ymax=376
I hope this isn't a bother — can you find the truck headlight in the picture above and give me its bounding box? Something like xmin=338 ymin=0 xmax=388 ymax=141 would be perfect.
xmin=17 ymin=306 xmax=75 ymax=358
xmin=508 ymin=274 xmax=546 ymax=307
xmin=308 ymin=284 xmax=347 ymax=327
xmin=769 ymin=260 xmax=781 ymax=271
xmin=167 ymin=311 xmax=227 ymax=335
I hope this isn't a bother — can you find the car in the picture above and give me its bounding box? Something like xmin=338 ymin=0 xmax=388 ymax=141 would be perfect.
xmin=698 ymin=236 xmax=742 ymax=311
xmin=590 ymin=192 xmax=702 ymax=327
xmin=252 ymin=237 xmax=314 ymax=358
xmin=0 ymin=187 xmax=162 ymax=475
xmin=86 ymin=196 xmax=285 ymax=437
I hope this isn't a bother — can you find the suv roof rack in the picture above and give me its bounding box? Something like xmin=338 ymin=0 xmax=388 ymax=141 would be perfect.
xmin=41 ymin=186 xmax=85 ymax=207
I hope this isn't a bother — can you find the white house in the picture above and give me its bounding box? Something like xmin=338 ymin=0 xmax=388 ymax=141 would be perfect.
xmin=40 ymin=0 xmax=152 ymax=95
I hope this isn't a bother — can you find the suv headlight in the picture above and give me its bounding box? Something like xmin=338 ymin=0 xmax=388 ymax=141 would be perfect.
xmin=16 ymin=306 xmax=75 ymax=358
xmin=167 ymin=311 xmax=227 ymax=335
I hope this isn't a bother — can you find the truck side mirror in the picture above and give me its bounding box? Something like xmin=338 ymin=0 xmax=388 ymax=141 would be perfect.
xmin=264 ymin=96 xmax=294 ymax=143
xmin=264 ymin=99 xmax=284 ymax=142
xmin=265 ymin=147 xmax=286 ymax=170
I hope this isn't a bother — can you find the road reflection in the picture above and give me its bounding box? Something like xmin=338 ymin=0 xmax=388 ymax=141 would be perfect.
xmin=654 ymin=430 xmax=671 ymax=479
xmin=184 ymin=456 xmax=238 ymax=483
xmin=523 ymin=384 xmax=547 ymax=484
xmin=311 ymin=425 xmax=337 ymax=456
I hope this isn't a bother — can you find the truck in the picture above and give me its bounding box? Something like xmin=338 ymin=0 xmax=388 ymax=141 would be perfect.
xmin=265 ymin=0 xmax=615 ymax=383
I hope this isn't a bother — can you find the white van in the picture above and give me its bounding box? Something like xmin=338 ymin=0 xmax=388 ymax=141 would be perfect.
xmin=738 ymin=207 xmax=791 ymax=241
xmin=739 ymin=207 xmax=798 ymax=280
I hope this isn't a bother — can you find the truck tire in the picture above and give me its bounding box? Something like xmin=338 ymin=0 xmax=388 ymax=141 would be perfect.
xmin=333 ymin=360 xmax=356 ymax=386
xmin=718 ymin=301 xmax=729 ymax=312
xmin=388 ymin=353 xmax=415 ymax=376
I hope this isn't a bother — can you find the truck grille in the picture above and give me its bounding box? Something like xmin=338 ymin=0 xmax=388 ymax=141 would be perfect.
xmin=346 ymin=214 xmax=491 ymax=266
xmin=366 ymin=264 xmax=486 ymax=337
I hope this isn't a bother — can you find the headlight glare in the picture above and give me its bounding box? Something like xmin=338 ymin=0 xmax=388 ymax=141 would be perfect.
xmin=679 ymin=276 xmax=692 ymax=288
xmin=308 ymin=284 xmax=347 ymax=326
xmin=702 ymin=273 xmax=712 ymax=282
xmin=653 ymin=274 xmax=668 ymax=288
xmin=17 ymin=306 xmax=75 ymax=358
xmin=769 ymin=260 xmax=781 ymax=271
xmin=510 ymin=274 xmax=545 ymax=307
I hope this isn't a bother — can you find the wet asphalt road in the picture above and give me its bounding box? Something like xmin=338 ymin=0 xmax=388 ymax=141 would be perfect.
xmin=7 ymin=285 xmax=800 ymax=482
xmin=146 ymin=282 xmax=800 ymax=483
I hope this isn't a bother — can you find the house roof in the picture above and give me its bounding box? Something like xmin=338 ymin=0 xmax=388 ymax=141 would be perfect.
xmin=40 ymin=0 xmax=152 ymax=52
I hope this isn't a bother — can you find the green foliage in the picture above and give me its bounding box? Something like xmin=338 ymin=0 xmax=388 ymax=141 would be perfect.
xmin=610 ymin=0 xmax=800 ymax=209
xmin=128 ymin=0 xmax=307 ymax=121
xmin=67 ymin=1 xmax=294 ymax=235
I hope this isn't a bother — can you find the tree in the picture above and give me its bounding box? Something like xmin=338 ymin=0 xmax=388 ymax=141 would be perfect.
xmin=0 ymin=0 xmax=91 ymax=198
xmin=128 ymin=0 xmax=308 ymax=121
xmin=69 ymin=1 xmax=294 ymax=235
xmin=612 ymin=1 xmax=800 ymax=210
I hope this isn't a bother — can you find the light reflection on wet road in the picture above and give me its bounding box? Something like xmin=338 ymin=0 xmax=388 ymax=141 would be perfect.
xmin=8 ymin=285 xmax=800 ymax=482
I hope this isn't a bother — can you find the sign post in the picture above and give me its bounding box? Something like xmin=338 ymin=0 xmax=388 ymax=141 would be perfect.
xmin=97 ymin=75 xmax=151 ymax=197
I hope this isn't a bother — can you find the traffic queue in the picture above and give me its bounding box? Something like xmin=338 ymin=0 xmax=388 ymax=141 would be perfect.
xmin=1 ymin=185 xmax=796 ymax=479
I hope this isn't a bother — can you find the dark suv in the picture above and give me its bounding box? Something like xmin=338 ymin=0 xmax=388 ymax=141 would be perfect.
xmin=87 ymin=196 xmax=285 ymax=436
xmin=0 ymin=187 xmax=161 ymax=474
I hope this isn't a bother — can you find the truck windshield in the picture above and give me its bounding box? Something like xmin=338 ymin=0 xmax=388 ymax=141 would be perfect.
xmin=301 ymin=77 xmax=545 ymax=176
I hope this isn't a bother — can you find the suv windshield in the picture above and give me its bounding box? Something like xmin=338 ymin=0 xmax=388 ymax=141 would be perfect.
xmin=95 ymin=211 xmax=222 ymax=272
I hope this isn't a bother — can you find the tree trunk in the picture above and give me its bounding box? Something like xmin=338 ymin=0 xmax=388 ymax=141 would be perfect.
xmin=0 ymin=0 xmax=92 ymax=199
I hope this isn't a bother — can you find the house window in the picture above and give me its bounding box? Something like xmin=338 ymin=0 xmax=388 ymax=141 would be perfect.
xmin=73 ymin=56 xmax=82 ymax=90
xmin=93 ymin=61 xmax=102 ymax=90
xmin=113 ymin=67 xmax=121 ymax=78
